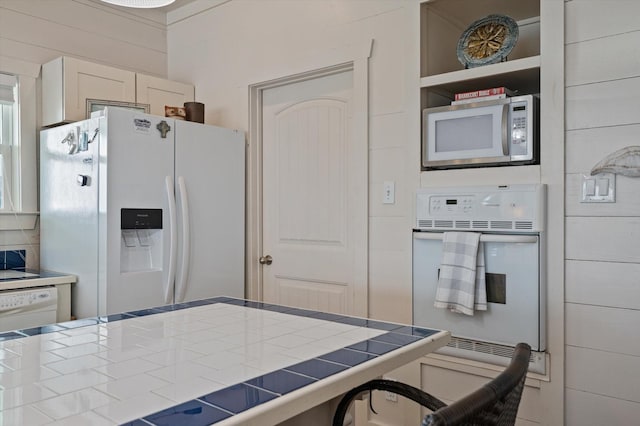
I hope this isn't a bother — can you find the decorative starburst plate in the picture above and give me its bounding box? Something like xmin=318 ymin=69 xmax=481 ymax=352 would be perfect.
xmin=457 ymin=14 xmax=519 ymax=69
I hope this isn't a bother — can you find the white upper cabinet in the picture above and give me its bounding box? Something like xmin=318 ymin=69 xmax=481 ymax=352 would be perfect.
xmin=136 ymin=74 xmax=195 ymax=117
xmin=42 ymin=56 xmax=136 ymax=126
xmin=42 ymin=56 xmax=195 ymax=126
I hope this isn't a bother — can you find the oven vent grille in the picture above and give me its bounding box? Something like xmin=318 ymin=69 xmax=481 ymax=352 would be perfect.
xmin=437 ymin=337 xmax=546 ymax=374
xmin=417 ymin=219 xmax=536 ymax=231
xmin=490 ymin=221 xmax=513 ymax=230
xmin=515 ymin=221 xmax=533 ymax=230
xmin=446 ymin=337 xmax=534 ymax=362
xmin=434 ymin=220 xmax=454 ymax=228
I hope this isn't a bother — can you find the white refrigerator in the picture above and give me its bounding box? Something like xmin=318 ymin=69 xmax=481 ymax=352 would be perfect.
xmin=40 ymin=107 xmax=245 ymax=319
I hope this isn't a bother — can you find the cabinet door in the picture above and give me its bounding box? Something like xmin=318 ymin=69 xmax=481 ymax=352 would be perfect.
xmin=136 ymin=74 xmax=195 ymax=117
xmin=42 ymin=56 xmax=136 ymax=126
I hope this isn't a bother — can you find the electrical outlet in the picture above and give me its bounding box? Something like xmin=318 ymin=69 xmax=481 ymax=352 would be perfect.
xmin=384 ymin=391 xmax=398 ymax=402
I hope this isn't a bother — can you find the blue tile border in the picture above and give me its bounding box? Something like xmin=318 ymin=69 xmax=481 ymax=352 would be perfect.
xmin=198 ymin=383 xmax=278 ymax=414
xmin=0 ymin=295 xmax=439 ymax=426
xmin=142 ymin=399 xmax=232 ymax=426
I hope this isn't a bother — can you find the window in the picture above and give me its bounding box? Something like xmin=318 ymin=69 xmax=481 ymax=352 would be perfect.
xmin=0 ymin=73 xmax=18 ymax=211
xmin=0 ymin=56 xmax=38 ymax=223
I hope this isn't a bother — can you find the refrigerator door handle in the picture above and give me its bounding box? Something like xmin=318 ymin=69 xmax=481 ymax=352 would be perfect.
xmin=165 ymin=176 xmax=177 ymax=304
xmin=175 ymin=176 xmax=190 ymax=302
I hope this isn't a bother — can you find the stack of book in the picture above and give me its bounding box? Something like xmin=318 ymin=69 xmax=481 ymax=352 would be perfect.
xmin=451 ymin=87 xmax=515 ymax=105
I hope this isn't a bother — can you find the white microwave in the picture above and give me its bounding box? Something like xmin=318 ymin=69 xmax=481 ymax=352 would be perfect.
xmin=422 ymin=94 xmax=538 ymax=169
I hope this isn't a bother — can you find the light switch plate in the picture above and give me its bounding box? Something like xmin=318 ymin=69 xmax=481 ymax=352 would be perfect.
xmin=383 ymin=181 xmax=395 ymax=204
xmin=581 ymin=173 xmax=615 ymax=203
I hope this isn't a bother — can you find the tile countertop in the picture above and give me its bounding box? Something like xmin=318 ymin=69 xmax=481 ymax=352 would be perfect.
xmin=0 ymin=297 xmax=449 ymax=426
xmin=0 ymin=270 xmax=76 ymax=291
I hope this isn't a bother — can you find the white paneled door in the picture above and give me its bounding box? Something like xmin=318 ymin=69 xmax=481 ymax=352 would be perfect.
xmin=261 ymin=69 xmax=366 ymax=316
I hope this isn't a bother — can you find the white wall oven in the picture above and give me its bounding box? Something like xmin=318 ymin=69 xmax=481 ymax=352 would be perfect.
xmin=412 ymin=184 xmax=546 ymax=373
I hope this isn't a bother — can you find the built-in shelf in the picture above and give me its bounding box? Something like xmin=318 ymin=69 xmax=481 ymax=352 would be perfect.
xmin=420 ymin=0 xmax=540 ymax=109
xmin=420 ymin=55 xmax=541 ymax=89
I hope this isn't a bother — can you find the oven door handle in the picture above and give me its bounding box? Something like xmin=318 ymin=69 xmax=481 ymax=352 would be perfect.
xmin=413 ymin=233 xmax=538 ymax=243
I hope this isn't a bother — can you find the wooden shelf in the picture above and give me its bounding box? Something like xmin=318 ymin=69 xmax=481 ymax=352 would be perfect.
xmin=420 ymin=55 xmax=541 ymax=89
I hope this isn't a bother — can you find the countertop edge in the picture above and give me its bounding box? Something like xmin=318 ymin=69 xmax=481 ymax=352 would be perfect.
xmin=0 ymin=274 xmax=77 ymax=291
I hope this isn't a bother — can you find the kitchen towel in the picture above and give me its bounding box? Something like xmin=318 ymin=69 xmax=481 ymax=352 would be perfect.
xmin=434 ymin=232 xmax=487 ymax=316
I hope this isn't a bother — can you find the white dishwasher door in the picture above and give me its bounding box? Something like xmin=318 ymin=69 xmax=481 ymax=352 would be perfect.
xmin=0 ymin=287 xmax=58 ymax=332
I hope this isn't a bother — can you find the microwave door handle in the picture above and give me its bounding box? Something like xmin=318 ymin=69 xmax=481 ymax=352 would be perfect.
xmin=501 ymin=104 xmax=509 ymax=155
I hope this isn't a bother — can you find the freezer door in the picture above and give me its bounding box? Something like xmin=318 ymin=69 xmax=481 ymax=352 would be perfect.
xmin=101 ymin=108 xmax=175 ymax=315
xmin=40 ymin=119 xmax=101 ymax=320
xmin=174 ymin=120 xmax=245 ymax=302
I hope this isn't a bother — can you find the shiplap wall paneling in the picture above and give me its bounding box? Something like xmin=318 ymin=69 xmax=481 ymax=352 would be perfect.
xmin=566 ymin=303 xmax=640 ymax=356
xmin=0 ymin=0 xmax=166 ymax=76
xmin=566 ymin=77 xmax=640 ymax=131
xmin=565 ymin=0 xmax=640 ymax=44
xmin=565 ymin=345 xmax=640 ymax=404
xmin=566 ymin=260 xmax=640 ymax=310
xmin=565 ymin=30 xmax=640 ymax=86
xmin=566 ymin=217 xmax=640 ymax=263
xmin=566 ymin=388 xmax=640 ymax=426
xmin=565 ymin=3 xmax=640 ymax=424
xmin=565 ymin=125 xmax=640 ymax=173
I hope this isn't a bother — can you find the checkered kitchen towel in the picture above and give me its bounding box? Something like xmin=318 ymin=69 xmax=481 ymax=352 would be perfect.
xmin=434 ymin=232 xmax=487 ymax=316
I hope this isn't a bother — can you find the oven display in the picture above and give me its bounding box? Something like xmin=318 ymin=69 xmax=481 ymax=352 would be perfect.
xmin=429 ymin=195 xmax=474 ymax=215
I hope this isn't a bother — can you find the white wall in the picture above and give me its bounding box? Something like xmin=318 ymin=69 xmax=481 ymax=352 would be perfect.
xmin=168 ymin=0 xmax=418 ymax=324
xmin=564 ymin=0 xmax=640 ymax=424
xmin=0 ymin=0 xmax=168 ymax=268
xmin=0 ymin=0 xmax=168 ymax=76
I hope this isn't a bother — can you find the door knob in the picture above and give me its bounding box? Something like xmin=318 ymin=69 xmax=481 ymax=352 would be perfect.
xmin=259 ymin=255 xmax=273 ymax=265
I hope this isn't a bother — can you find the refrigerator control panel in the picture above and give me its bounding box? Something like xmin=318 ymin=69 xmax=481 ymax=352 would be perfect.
xmin=121 ymin=209 xmax=163 ymax=229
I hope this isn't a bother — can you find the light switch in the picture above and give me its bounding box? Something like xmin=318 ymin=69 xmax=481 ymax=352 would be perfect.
xmin=584 ymin=178 xmax=596 ymax=196
xmin=383 ymin=181 xmax=395 ymax=204
xmin=581 ymin=173 xmax=615 ymax=203
xmin=596 ymin=178 xmax=609 ymax=196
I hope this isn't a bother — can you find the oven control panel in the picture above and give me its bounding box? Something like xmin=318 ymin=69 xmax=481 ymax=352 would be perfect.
xmin=415 ymin=184 xmax=545 ymax=232
xmin=429 ymin=195 xmax=476 ymax=215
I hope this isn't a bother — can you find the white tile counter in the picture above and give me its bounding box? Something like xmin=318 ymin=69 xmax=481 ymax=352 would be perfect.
xmin=0 ymin=297 xmax=449 ymax=425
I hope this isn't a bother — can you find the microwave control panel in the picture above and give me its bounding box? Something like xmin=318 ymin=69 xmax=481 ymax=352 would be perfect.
xmin=509 ymin=98 xmax=533 ymax=157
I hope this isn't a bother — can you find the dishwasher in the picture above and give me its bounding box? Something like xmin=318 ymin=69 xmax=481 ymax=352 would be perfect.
xmin=0 ymin=286 xmax=58 ymax=332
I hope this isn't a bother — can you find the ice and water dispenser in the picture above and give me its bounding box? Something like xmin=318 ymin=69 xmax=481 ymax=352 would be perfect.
xmin=120 ymin=209 xmax=163 ymax=272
